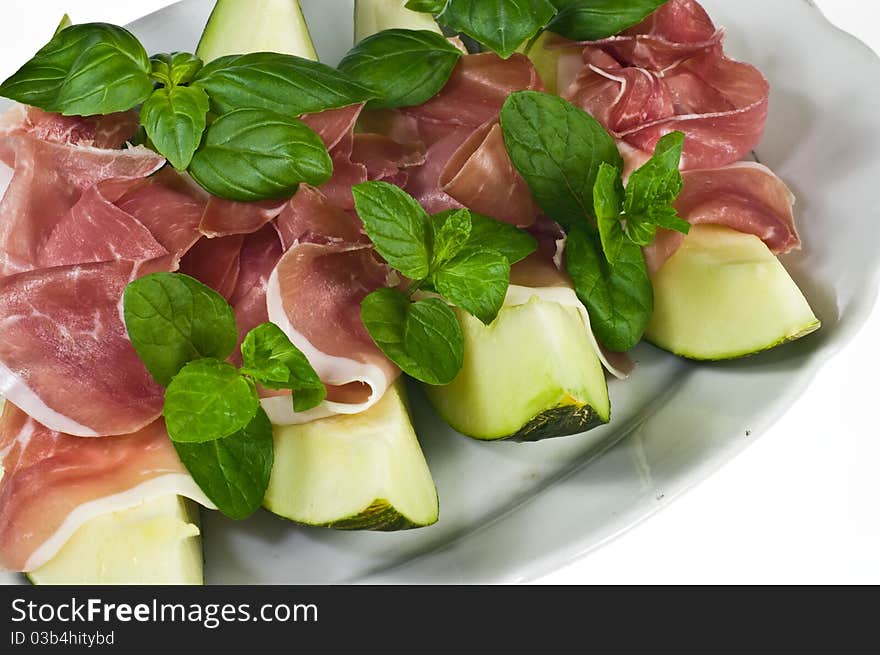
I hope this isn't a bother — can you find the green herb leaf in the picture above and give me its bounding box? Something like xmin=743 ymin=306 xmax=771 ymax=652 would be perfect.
xmin=150 ymin=52 xmax=203 ymax=86
xmin=432 ymin=247 xmax=510 ymax=325
xmin=352 ymin=181 xmax=431 ymax=280
xmin=622 ymin=131 xmax=689 ymax=243
xmin=430 ymin=208 xmax=472 ymax=270
xmin=188 ymin=108 xmax=332 ymax=202
xmin=593 ymin=161 xmax=627 ymax=264
xmin=164 ymin=359 xmax=260 ymax=444
xmin=240 ymin=322 xmax=326 ymax=412
xmin=501 ymin=91 xmax=622 ymax=229
xmin=405 ymin=0 xmax=448 ymax=12
xmin=461 ymin=211 xmax=537 ymax=265
xmin=339 ymin=29 xmax=462 ymax=110
xmin=547 ymin=0 xmax=667 ymax=41
xmin=173 ymin=407 xmax=273 ymax=520
xmin=361 ymin=289 xmax=463 ymax=385
xmin=193 ymin=52 xmax=376 ymax=116
xmin=565 ymin=225 xmax=653 ymax=351
xmin=439 ymin=0 xmax=557 ymax=59
xmin=123 ymin=273 xmax=238 ymax=387
xmin=0 ymin=23 xmax=153 ymax=116
xmin=140 ymin=85 xmax=209 ymax=170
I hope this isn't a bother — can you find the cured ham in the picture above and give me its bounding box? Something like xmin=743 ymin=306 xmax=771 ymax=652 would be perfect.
xmin=644 ymin=162 xmax=799 ymax=274
xmin=0 ymin=403 xmax=210 ymax=571
xmin=179 ymin=233 xmax=245 ymax=301
xmin=562 ymin=0 xmax=769 ymax=170
xmin=199 ymin=198 xmax=286 ymax=238
xmin=0 ymin=260 xmax=167 ymax=437
xmin=264 ymin=186 xmax=398 ymax=424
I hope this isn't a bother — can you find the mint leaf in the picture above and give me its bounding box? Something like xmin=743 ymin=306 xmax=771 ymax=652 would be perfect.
xmin=173 ymin=407 xmax=273 ymax=520
xmin=188 ymin=108 xmax=332 ymax=202
xmin=405 ymin=0 xmax=447 ymax=11
xmin=123 ymin=273 xmax=238 ymax=387
xmin=163 ymin=359 xmax=259 ymax=444
xmin=140 ymin=85 xmax=209 ymax=170
xmin=439 ymin=0 xmax=557 ymax=59
xmin=594 ymin=162 xmax=627 ymax=265
xmin=240 ymin=322 xmax=326 ymax=412
xmin=150 ymin=52 xmax=203 ymax=86
xmin=547 ymin=0 xmax=668 ymax=41
xmin=0 ymin=23 xmax=153 ymax=116
xmin=361 ymin=289 xmax=463 ymax=385
xmin=432 ymin=247 xmax=510 ymax=325
xmin=352 ymin=181 xmax=431 ymax=280
xmin=623 ymin=131 xmax=689 ymax=242
xmin=340 ymin=29 xmax=462 ymax=110
xmin=501 ymin=91 xmax=622 ymax=229
xmin=431 ymin=209 xmax=472 ymax=270
xmin=443 ymin=210 xmax=538 ymax=265
xmin=566 ymin=226 xmax=652 ymax=352
xmin=193 ymin=52 xmax=376 ymax=116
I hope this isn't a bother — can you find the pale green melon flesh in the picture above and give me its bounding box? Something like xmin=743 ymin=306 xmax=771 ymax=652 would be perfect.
xmin=27 ymin=496 xmax=203 ymax=585
xmin=264 ymin=382 xmax=438 ymax=530
xmin=354 ymin=0 xmax=442 ymax=43
xmin=196 ymin=0 xmax=318 ymax=63
xmin=646 ymin=224 xmax=820 ymax=360
xmin=425 ymin=297 xmax=610 ymax=442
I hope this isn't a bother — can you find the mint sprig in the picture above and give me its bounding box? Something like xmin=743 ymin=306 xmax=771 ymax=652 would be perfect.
xmin=123 ymin=273 xmax=326 ymax=519
xmin=352 ymin=181 xmax=536 ymax=384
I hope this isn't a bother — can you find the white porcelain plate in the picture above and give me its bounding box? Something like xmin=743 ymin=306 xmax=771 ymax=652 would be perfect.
xmin=6 ymin=0 xmax=880 ymax=584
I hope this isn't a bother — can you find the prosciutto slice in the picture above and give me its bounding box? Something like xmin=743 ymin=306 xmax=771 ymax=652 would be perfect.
xmin=264 ymin=186 xmax=398 ymax=424
xmin=644 ymin=162 xmax=799 ymax=273
xmin=0 ymin=260 xmax=167 ymax=437
xmin=562 ymin=0 xmax=769 ymax=170
xmin=179 ymin=234 xmax=245 ymax=301
xmin=0 ymin=403 xmax=210 ymax=572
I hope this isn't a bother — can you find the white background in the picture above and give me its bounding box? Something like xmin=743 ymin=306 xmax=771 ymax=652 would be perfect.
xmin=0 ymin=1 xmax=877 ymax=584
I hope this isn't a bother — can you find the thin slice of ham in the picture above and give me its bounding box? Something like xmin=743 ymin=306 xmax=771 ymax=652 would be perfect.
xmin=199 ymin=198 xmax=286 ymax=238
xmin=562 ymin=0 xmax=769 ymax=170
xmin=644 ymin=162 xmax=799 ymax=274
xmin=0 ymin=403 xmax=211 ymax=572
xmin=179 ymin=234 xmax=245 ymax=301
xmin=0 ymin=260 xmax=167 ymax=437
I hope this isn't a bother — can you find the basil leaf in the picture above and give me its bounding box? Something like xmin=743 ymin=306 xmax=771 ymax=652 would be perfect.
xmin=352 ymin=181 xmax=431 ymax=280
xmin=339 ymin=29 xmax=461 ymax=110
xmin=188 ymin=108 xmax=332 ymax=202
xmin=501 ymin=91 xmax=621 ymax=229
xmin=140 ymin=85 xmax=209 ymax=170
xmin=547 ymin=0 xmax=667 ymax=41
xmin=566 ymin=226 xmax=652 ymax=351
xmin=432 ymin=247 xmax=510 ymax=325
xmin=164 ymin=359 xmax=260 ymax=444
xmin=594 ymin=161 xmax=626 ymax=264
xmin=431 ymin=208 xmax=472 ymax=270
xmin=150 ymin=52 xmax=203 ymax=86
xmin=173 ymin=407 xmax=273 ymax=520
xmin=240 ymin=322 xmax=326 ymax=412
xmin=406 ymin=0 xmax=448 ymax=12
xmin=439 ymin=0 xmax=557 ymax=59
xmin=462 ymin=211 xmax=537 ymax=265
xmin=193 ymin=52 xmax=375 ymax=116
xmin=362 ymin=289 xmax=463 ymax=385
xmin=123 ymin=272 xmax=238 ymax=386
xmin=0 ymin=23 xmax=153 ymax=116
xmin=623 ymin=131 xmax=689 ymax=241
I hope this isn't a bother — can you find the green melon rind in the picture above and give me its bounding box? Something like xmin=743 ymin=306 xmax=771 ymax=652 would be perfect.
xmin=425 ymin=298 xmax=610 ymax=442
xmin=645 ymin=224 xmax=821 ymax=361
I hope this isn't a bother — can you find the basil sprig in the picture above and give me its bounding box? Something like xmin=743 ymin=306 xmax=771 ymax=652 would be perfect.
xmin=339 ymin=29 xmax=462 ymax=110
xmin=123 ymin=272 xmax=326 ymax=519
xmin=500 ymin=91 xmax=685 ymax=352
xmin=547 ymin=0 xmax=669 ymax=41
xmin=353 ymin=181 xmax=536 ymax=385
xmin=0 ymin=23 xmax=374 ymax=202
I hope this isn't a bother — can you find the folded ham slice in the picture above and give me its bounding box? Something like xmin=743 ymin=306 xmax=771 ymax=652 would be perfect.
xmin=644 ymin=162 xmax=799 ymax=273
xmin=0 ymin=402 xmax=210 ymax=572
xmin=562 ymin=0 xmax=769 ymax=170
